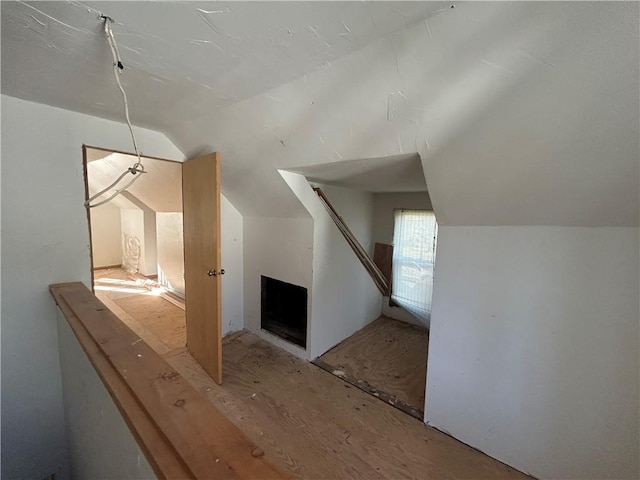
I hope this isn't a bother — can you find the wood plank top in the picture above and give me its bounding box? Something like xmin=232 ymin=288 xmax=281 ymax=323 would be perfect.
xmin=51 ymin=282 xmax=287 ymax=480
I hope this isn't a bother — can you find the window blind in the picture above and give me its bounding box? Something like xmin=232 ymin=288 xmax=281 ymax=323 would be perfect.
xmin=391 ymin=210 xmax=437 ymax=322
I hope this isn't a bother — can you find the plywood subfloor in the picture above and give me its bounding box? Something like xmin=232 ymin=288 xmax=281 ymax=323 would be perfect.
xmin=112 ymin=295 xmax=185 ymax=351
xmin=93 ymin=268 xmax=186 ymax=354
xmin=166 ymin=332 xmax=528 ymax=480
xmin=318 ymin=316 xmax=428 ymax=414
xmin=94 ymin=272 xmax=529 ymax=479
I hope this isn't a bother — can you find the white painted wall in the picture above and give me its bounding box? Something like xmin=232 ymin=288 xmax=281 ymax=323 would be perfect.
xmin=172 ymin=2 xmax=639 ymax=227
xmin=143 ymin=209 xmax=158 ymax=277
xmin=156 ymin=212 xmax=185 ymax=295
xmin=121 ymin=208 xmax=146 ymax=274
xmin=221 ymin=195 xmax=244 ymax=335
xmin=309 ymin=183 xmax=382 ymax=358
xmin=118 ymin=193 xmax=158 ymax=277
xmin=373 ymin=192 xmax=433 ymax=327
xmin=0 ymin=94 xmax=184 ymax=480
xmin=281 ymin=173 xmax=382 ymax=359
xmin=243 ymin=216 xmax=313 ymax=359
xmin=426 ymin=226 xmax=640 ymax=479
xmin=56 ymin=311 xmax=156 ymax=480
xmin=89 ymin=202 xmax=123 ymax=268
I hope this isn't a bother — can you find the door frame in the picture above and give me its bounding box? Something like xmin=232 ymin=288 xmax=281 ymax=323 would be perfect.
xmin=81 ymin=144 xmax=183 ymax=291
xmin=82 ymin=145 xmax=224 ymax=383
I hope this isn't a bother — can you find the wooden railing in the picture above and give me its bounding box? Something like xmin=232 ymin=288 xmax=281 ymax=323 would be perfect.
xmin=51 ymin=282 xmax=288 ymax=480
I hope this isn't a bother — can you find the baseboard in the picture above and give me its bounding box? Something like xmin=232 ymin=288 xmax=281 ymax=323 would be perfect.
xmin=93 ymin=264 xmax=122 ymax=271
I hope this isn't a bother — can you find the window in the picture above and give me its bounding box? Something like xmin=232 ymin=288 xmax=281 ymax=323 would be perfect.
xmin=391 ymin=210 xmax=437 ymax=322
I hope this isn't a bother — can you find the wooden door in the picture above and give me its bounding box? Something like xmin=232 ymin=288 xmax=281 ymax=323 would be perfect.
xmin=182 ymin=152 xmax=223 ymax=383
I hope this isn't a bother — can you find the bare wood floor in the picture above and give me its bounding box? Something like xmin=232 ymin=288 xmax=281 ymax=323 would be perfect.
xmin=318 ymin=316 xmax=428 ymax=416
xmin=93 ymin=269 xmax=529 ymax=479
xmin=94 ymin=268 xmax=186 ymax=354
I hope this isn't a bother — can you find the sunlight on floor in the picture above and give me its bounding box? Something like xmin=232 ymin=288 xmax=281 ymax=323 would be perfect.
xmin=94 ymin=285 xmax=163 ymax=296
xmin=94 ymin=270 xmax=165 ymax=296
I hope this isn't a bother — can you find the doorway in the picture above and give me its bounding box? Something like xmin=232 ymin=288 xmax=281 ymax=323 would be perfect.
xmin=84 ymin=145 xmax=187 ymax=352
xmin=83 ymin=145 xmax=224 ymax=383
xmin=309 ymin=187 xmax=436 ymax=420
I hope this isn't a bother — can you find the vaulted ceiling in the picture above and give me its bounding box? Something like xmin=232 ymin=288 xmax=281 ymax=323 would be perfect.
xmin=2 ymin=2 xmax=638 ymax=225
xmin=289 ymin=153 xmax=427 ymax=193
xmin=87 ymin=149 xmax=182 ymax=212
xmin=2 ymin=1 xmax=451 ymax=130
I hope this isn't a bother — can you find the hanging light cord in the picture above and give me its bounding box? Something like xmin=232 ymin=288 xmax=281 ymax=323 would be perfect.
xmin=85 ymin=16 xmax=146 ymax=208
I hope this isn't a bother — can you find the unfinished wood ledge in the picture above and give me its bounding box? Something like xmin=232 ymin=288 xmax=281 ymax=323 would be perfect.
xmin=50 ymin=282 xmax=287 ymax=480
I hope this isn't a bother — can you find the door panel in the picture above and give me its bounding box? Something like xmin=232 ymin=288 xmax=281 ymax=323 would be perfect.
xmin=182 ymin=152 xmax=222 ymax=383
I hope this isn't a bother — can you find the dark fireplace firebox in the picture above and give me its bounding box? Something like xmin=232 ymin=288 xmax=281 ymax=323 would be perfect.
xmin=261 ymin=276 xmax=307 ymax=348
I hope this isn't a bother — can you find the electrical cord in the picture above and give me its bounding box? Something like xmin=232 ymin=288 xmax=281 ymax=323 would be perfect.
xmin=85 ymin=15 xmax=146 ymax=208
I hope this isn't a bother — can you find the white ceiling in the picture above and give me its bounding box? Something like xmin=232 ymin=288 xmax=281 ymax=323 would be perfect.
xmin=87 ymin=150 xmax=182 ymax=212
xmin=1 ymin=1 xmax=451 ymax=131
xmin=289 ymin=153 xmax=427 ymax=193
xmin=2 ymin=2 xmax=638 ymax=226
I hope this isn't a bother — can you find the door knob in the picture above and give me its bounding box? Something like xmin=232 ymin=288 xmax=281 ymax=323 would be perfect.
xmin=207 ymin=269 xmax=226 ymax=277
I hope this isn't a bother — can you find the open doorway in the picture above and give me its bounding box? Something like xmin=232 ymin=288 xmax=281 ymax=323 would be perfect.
xmin=312 ymin=191 xmax=436 ymax=420
xmin=279 ymin=155 xmax=437 ymax=419
xmin=83 ymin=146 xmax=225 ymax=383
xmin=83 ymin=145 xmax=187 ymax=355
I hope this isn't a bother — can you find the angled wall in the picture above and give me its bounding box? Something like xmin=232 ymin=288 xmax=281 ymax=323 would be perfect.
xmin=171 ymin=2 xmax=638 ymax=228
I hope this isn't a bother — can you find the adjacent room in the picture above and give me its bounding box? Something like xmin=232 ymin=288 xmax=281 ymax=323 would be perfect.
xmin=281 ymin=154 xmax=436 ymax=417
xmin=86 ymin=146 xmax=188 ymax=354
xmin=2 ymin=2 xmax=638 ymax=480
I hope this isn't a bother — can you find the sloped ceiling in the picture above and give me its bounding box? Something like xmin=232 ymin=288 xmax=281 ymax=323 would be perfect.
xmin=1 ymin=1 xmax=451 ymax=131
xmin=2 ymin=2 xmax=638 ymax=226
xmin=87 ymin=151 xmax=182 ymax=212
xmin=289 ymin=153 xmax=427 ymax=193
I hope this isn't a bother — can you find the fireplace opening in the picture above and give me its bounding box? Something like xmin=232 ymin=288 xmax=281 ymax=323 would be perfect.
xmin=261 ymin=276 xmax=307 ymax=348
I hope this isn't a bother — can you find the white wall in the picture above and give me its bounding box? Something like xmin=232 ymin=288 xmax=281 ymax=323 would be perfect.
xmin=117 ymin=192 xmax=159 ymax=277
xmin=426 ymin=226 xmax=640 ymax=479
xmin=315 ymin=184 xmax=376 ymax=254
xmin=143 ymin=209 xmax=158 ymax=277
xmin=280 ymin=173 xmax=382 ymax=359
xmin=121 ymin=208 xmax=146 ymax=274
xmin=171 ymin=3 xmax=638 ymax=228
xmin=0 ymin=94 xmax=184 ymax=480
xmin=56 ymin=311 xmax=156 ymax=480
xmin=89 ymin=202 xmax=123 ymax=268
xmin=156 ymin=212 xmax=185 ymax=295
xmin=243 ymin=216 xmax=313 ymax=359
xmin=308 ymin=183 xmax=382 ymax=358
xmin=220 ymin=195 xmax=244 ymax=335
